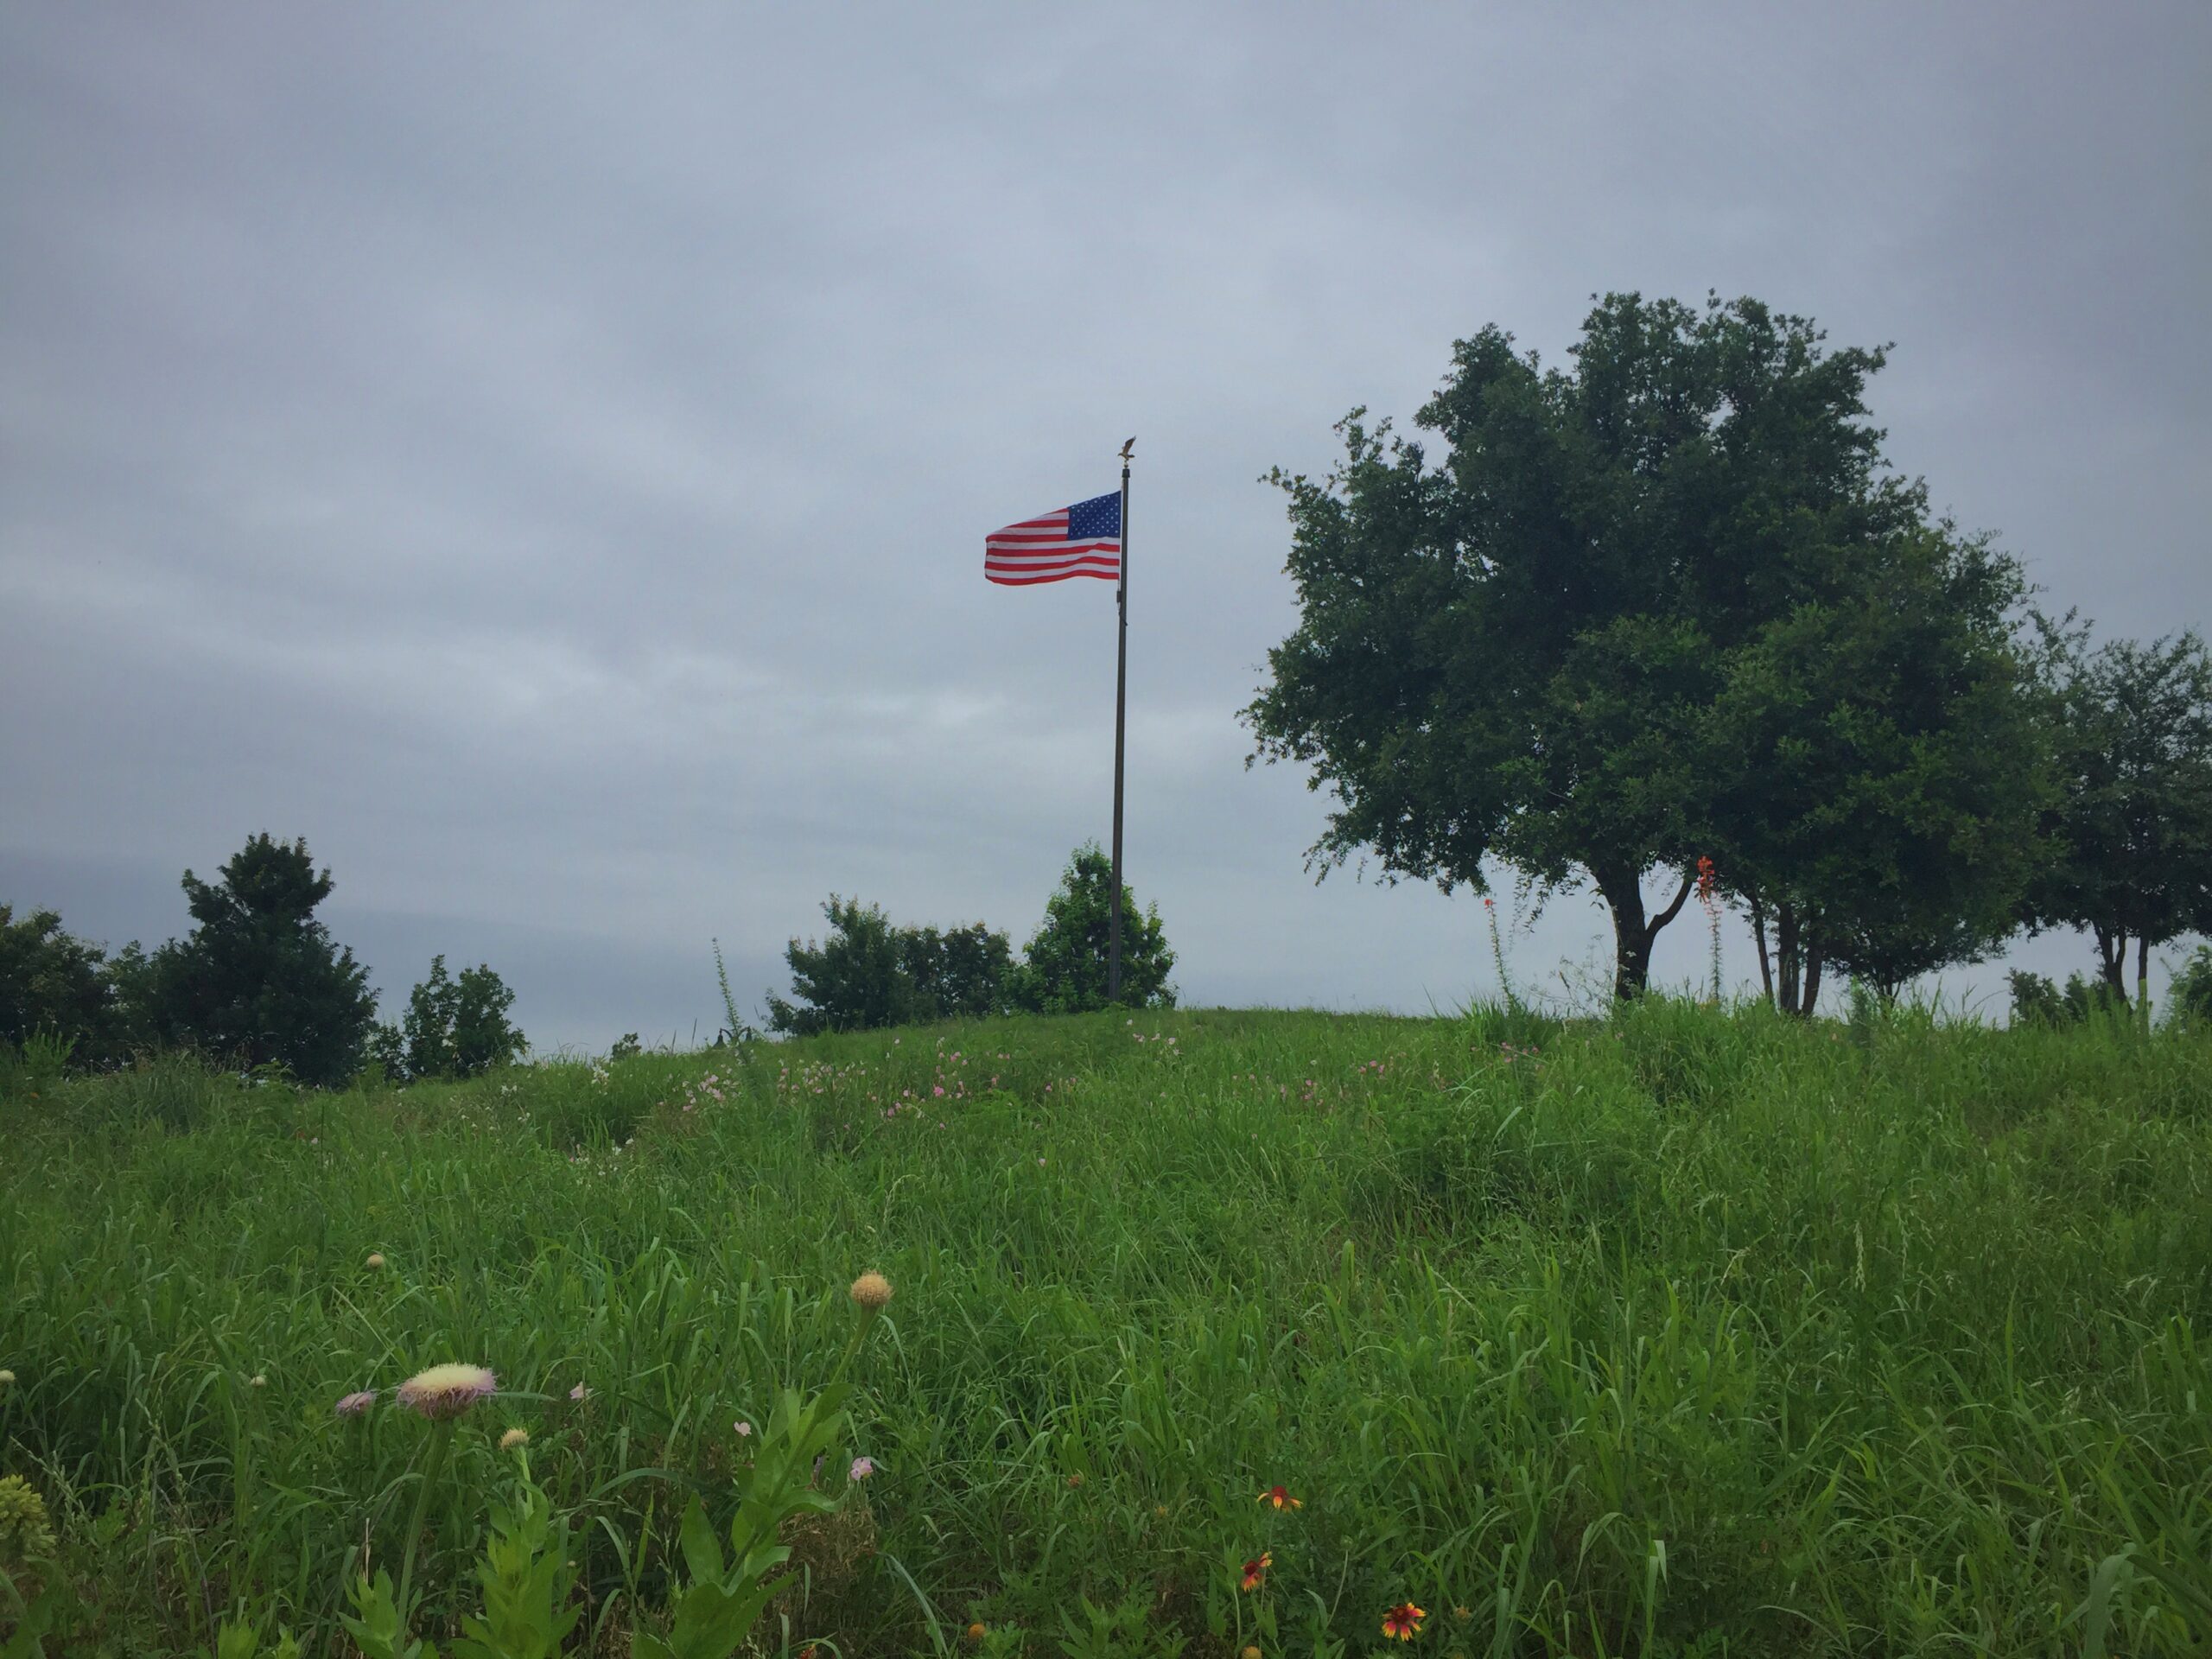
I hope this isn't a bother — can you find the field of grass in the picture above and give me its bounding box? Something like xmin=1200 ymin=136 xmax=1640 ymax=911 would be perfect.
xmin=3 ymin=1001 xmax=2210 ymax=1656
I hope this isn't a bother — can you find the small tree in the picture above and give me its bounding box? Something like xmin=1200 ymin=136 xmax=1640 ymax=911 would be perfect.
xmin=1015 ymin=844 xmax=1175 ymax=1014
xmin=0 ymin=905 xmax=114 ymax=1061
xmin=766 ymin=897 xmax=933 ymax=1036
xmin=136 ymin=834 xmax=378 ymax=1085
xmin=2026 ymin=631 xmax=2212 ymax=1014
xmin=397 ymin=956 xmax=526 ymax=1080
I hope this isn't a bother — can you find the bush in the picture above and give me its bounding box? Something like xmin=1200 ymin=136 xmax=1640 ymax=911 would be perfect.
xmin=766 ymin=899 xmax=1017 ymax=1035
xmin=2171 ymin=944 xmax=2212 ymax=1031
xmin=2009 ymin=968 xmax=2130 ymax=1027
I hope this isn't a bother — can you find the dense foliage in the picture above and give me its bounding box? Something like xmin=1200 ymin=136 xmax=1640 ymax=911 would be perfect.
xmin=1015 ymin=842 xmax=1175 ymax=1014
xmin=2027 ymin=630 xmax=2212 ymax=1012
xmin=1 ymin=1004 xmax=2207 ymax=1654
xmin=765 ymin=897 xmax=1002 ymax=1035
xmin=766 ymin=846 xmax=1173 ymax=1034
xmin=0 ymin=904 xmax=113 ymax=1059
xmin=123 ymin=834 xmax=379 ymax=1086
xmin=382 ymin=955 xmax=530 ymax=1082
xmin=1246 ymin=293 xmax=2068 ymax=1006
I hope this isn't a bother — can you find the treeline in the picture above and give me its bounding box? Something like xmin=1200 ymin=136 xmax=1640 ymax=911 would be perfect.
xmin=763 ymin=842 xmax=1175 ymax=1035
xmin=1246 ymin=291 xmax=2212 ymax=1015
xmin=0 ymin=833 xmax=523 ymax=1087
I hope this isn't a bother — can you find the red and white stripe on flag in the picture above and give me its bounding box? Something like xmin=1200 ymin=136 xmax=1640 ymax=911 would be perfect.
xmin=985 ymin=494 xmax=1122 ymax=585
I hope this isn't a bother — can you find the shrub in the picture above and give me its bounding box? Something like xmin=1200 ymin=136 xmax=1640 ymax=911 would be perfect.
xmin=2171 ymin=944 xmax=2212 ymax=1031
xmin=767 ymin=899 xmax=1017 ymax=1035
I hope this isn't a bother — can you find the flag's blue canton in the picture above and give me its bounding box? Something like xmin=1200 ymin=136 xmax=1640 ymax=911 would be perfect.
xmin=1066 ymin=492 xmax=1121 ymax=541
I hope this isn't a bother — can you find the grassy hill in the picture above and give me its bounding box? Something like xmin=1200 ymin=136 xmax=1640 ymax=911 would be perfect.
xmin=3 ymin=1003 xmax=2209 ymax=1655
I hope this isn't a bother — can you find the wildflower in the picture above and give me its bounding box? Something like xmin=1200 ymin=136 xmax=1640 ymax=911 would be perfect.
xmin=1065 ymin=1472 xmax=1082 ymax=1489
xmin=849 ymin=1456 xmax=875 ymax=1481
xmin=499 ymin=1427 xmax=529 ymax=1451
xmin=849 ymin=1271 xmax=894 ymax=1312
xmin=569 ymin=1382 xmax=590 ymax=1402
xmin=734 ymin=1420 xmax=753 ymax=1437
xmin=1153 ymin=1504 xmax=1168 ymax=1519
xmin=964 ymin=1623 xmax=987 ymax=1645
xmin=0 ymin=1370 xmax=14 ymax=1386
xmin=250 ymin=1374 xmax=267 ymax=1389
xmin=1382 ymin=1603 xmax=1426 ymax=1641
xmin=396 ymin=1362 xmax=498 ymax=1421
xmin=1243 ymin=1649 xmax=1262 ymax=1659
xmin=1240 ymin=1551 xmax=1272 ymax=1592
xmin=1453 ymin=1605 xmax=1472 ymax=1622
xmin=365 ymin=1252 xmax=386 ymax=1269
xmin=335 ymin=1390 xmax=376 ymax=1417
xmin=1257 ymin=1484 xmax=1302 ymax=1510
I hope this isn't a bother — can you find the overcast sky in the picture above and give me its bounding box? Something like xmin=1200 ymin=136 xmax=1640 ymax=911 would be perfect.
xmin=4 ymin=3 xmax=2208 ymax=1051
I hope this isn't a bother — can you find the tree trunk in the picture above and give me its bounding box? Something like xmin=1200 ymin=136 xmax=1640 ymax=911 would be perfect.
xmin=2139 ymin=934 xmax=2152 ymax=1027
xmin=1598 ymin=868 xmax=1651 ymax=1002
xmin=1800 ymin=938 xmax=1825 ymax=1019
xmin=1748 ymin=891 xmax=1775 ymax=1006
xmin=1595 ymin=866 xmax=1695 ymax=1001
xmin=1776 ymin=902 xmax=1802 ymax=1014
xmin=2094 ymin=925 xmax=2131 ymax=1006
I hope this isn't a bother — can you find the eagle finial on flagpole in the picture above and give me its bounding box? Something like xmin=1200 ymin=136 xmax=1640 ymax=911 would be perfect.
xmin=1119 ymin=436 xmax=1135 ymax=461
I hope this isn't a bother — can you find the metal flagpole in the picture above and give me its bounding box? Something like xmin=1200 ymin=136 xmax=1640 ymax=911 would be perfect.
xmin=1109 ymin=437 xmax=1132 ymax=1002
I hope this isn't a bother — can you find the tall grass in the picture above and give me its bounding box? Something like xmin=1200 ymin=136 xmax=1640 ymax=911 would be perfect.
xmin=2 ymin=1001 xmax=2208 ymax=1654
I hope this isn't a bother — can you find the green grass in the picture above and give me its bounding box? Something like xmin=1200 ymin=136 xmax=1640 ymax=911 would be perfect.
xmin=3 ymin=1001 xmax=2209 ymax=1656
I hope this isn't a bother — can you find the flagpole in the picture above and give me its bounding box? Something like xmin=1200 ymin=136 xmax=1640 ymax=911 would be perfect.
xmin=1109 ymin=438 xmax=1131 ymax=1003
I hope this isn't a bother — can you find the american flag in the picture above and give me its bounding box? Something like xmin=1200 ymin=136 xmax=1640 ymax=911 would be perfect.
xmin=985 ymin=491 xmax=1122 ymax=585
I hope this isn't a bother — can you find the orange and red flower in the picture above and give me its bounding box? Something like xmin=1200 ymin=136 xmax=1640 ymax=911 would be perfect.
xmin=1381 ymin=1602 xmax=1426 ymax=1641
xmin=1240 ymin=1551 xmax=1273 ymax=1592
xmin=1256 ymin=1484 xmax=1302 ymax=1510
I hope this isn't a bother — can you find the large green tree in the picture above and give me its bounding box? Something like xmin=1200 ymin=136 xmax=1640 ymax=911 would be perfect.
xmin=2026 ymin=630 xmax=2212 ymax=1013
xmin=135 ymin=834 xmax=378 ymax=1084
xmin=1248 ymin=293 xmax=1931 ymax=997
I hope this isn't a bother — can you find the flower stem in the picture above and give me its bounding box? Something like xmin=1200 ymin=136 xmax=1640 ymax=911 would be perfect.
xmin=396 ymin=1419 xmax=454 ymax=1624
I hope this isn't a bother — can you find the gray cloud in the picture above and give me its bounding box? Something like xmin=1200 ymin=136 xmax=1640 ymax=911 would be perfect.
xmin=5 ymin=2 xmax=2208 ymax=1048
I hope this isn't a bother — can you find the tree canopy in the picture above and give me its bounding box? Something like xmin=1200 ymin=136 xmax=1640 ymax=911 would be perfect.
xmin=1247 ymin=291 xmax=2048 ymax=1004
xmin=131 ymin=833 xmax=378 ymax=1084
xmin=389 ymin=955 xmax=528 ymax=1080
xmin=2026 ymin=629 xmax=2212 ymax=1012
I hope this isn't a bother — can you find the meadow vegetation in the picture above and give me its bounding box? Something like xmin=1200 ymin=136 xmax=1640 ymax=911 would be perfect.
xmin=3 ymin=1001 xmax=2209 ymax=1655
